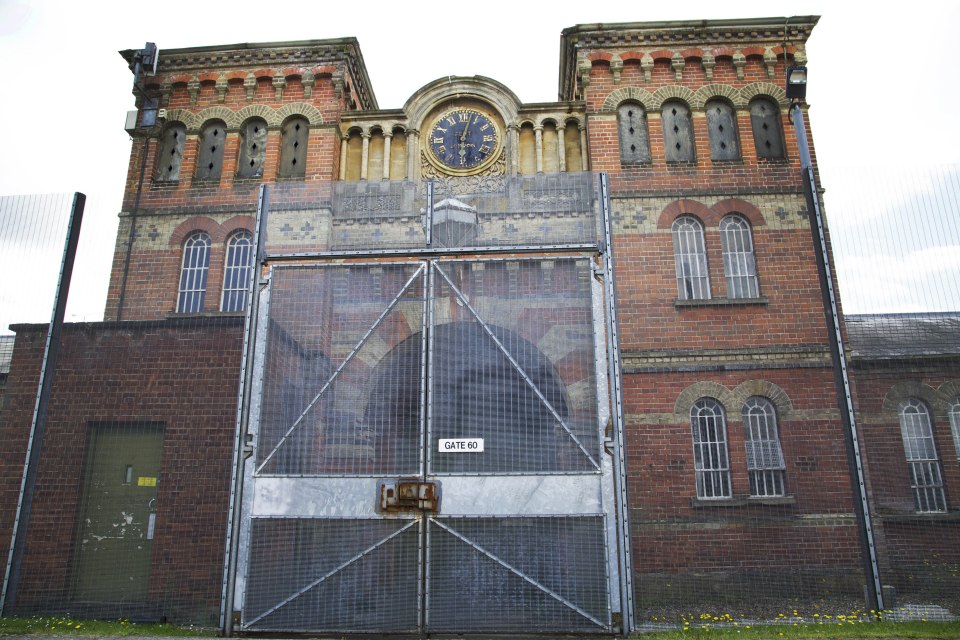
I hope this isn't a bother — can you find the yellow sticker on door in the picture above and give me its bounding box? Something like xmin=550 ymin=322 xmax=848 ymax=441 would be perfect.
xmin=137 ymin=476 xmax=157 ymax=487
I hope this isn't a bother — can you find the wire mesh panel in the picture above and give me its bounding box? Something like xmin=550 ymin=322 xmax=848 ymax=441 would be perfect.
xmin=427 ymin=516 xmax=609 ymax=633
xmin=428 ymin=258 xmax=600 ymax=474
xmin=243 ymin=518 xmax=419 ymax=632
xmin=256 ymin=262 xmax=425 ymax=476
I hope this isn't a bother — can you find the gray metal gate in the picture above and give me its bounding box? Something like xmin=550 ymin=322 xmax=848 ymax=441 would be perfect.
xmin=229 ymin=175 xmax=631 ymax=635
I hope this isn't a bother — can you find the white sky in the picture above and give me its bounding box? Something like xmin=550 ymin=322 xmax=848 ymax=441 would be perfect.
xmin=0 ymin=0 xmax=958 ymax=324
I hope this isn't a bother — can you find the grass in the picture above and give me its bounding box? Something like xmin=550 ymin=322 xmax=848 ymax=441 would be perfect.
xmin=636 ymin=621 xmax=960 ymax=640
xmin=0 ymin=616 xmax=217 ymax=636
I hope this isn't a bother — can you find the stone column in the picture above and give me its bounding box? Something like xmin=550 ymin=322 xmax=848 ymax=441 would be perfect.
xmin=339 ymin=136 xmax=348 ymax=180
xmin=406 ymin=130 xmax=419 ymax=181
xmin=508 ymin=124 xmax=519 ymax=176
xmin=360 ymin=132 xmax=370 ymax=181
xmin=383 ymin=131 xmax=392 ymax=180
xmin=557 ymin=123 xmax=567 ymax=173
xmin=579 ymin=125 xmax=588 ymax=171
xmin=534 ymin=125 xmax=543 ymax=174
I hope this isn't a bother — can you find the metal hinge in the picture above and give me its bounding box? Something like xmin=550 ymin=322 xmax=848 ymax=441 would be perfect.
xmin=377 ymin=479 xmax=441 ymax=513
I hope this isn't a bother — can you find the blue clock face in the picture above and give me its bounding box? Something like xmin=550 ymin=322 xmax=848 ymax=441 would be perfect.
xmin=428 ymin=108 xmax=500 ymax=172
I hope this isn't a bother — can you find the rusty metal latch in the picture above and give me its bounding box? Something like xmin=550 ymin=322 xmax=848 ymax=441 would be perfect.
xmin=377 ymin=479 xmax=441 ymax=513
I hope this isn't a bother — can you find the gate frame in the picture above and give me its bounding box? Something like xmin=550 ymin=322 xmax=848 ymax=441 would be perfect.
xmin=220 ymin=174 xmax=636 ymax=635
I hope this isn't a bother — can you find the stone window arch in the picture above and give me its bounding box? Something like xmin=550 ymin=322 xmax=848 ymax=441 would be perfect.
xmin=691 ymin=398 xmax=731 ymax=499
xmin=661 ymin=100 xmax=695 ymax=163
xmin=238 ymin=117 xmax=268 ymax=178
xmin=899 ymin=398 xmax=946 ymax=512
xmin=672 ymin=215 xmax=710 ymax=300
xmin=195 ymin=119 xmax=226 ymax=181
xmin=705 ymin=99 xmax=740 ymax=161
xmin=177 ymin=231 xmax=211 ymax=313
xmin=221 ymin=230 xmax=254 ymax=312
xmin=742 ymin=397 xmax=785 ymax=497
xmin=750 ymin=97 xmax=785 ymax=159
xmin=617 ymin=102 xmax=651 ymax=164
xmin=719 ymin=214 xmax=759 ymax=298
xmin=155 ymin=122 xmax=186 ymax=181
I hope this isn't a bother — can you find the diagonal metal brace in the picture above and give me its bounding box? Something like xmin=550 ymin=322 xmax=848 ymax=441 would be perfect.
xmin=256 ymin=263 xmax=426 ymax=474
xmin=244 ymin=519 xmax=417 ymax=627
xmin=432 ymin=519 xmax=606 ymax=629
xmin=434 ymin=264 xmax=599 ymax=469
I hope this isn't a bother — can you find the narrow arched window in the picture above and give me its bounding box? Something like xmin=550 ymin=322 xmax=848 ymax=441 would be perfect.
xmin=899 ymin=399 xmax=946 ymax=513
xmin=719 ymin=214 xmax=759 ymax=298
xmin=618 ymin=103 xmax=651 ymax=164
xmin=743 ymin=397 xmax=785 ymax=497
xmin=691 ymin=398 xmax=731 ymax=499
xmin=279 ymin=116 xmax=308 ymax=178
xmin=221 ymin=230 xmax=254 ymax=312
xmin=672 ymin=216 xmax=710 ymax=300
xmin=195 ymin=120 xmax=226 ymax=181
xmin=177 ymin=232 xmax=211 ymax=313
xmin=662 ymin=100 xmax=695 ymax=163
xmin=950 ymin=399 xmax=960 ymax=460
xmin=750 ymin=98 xmax=785 ymax=160
xmin=705 ymin=99 xmax=740 ymax=161
xmin=238 ymin=118 xmax=268 ymax=178
xmin=155 ymin=122 xmax=186 ymax=181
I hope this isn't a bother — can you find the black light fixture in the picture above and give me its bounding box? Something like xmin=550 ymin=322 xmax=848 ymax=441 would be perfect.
xmin=786 ymin=65 xmax=807 ymax=101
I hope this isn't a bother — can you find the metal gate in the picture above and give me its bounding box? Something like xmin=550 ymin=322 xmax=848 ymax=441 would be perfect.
xmin=238 ymin=254 xmax=618 ymax=634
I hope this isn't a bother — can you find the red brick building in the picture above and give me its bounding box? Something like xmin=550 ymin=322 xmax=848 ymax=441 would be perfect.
xmin=1 ymin=16 xmax=957 ymax=634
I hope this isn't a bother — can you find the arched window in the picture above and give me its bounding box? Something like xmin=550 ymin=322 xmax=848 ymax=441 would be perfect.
xmin=238 ymin=118 xmax=268 ymax=178
xmin=661 ymin=100 xmax=695 ymax=163
xmin=750 ymin=97 xmax=785 ymax=160
xmin=221 ymin=230 xmax=254 ymax=312
xmin=742 ymin=397 xmax=785 ymax=497
xmin=195 ymin=120 xmax=226 ymax=181
xmin=177 ymin=232 xmax=211 ymax=313
xmin=899 ymin=399 xmax=946 ymax=512
xmin=950 ymin=399 xmax=960 ymax=460
xmin=617 ymin=102 xmax=651 ymax=164
xmin=155 ymin=122 xmax=186 ymax=181
xmin=279 ymin=116 xmax=308 ymax=178
xmin=719 ymin=214 xmax=759 ymax=298
xmin=672 ymin=216 xmax=710 ymax=300
xmin=691 ymin=398 xmax=731 ymax=499
xmin=705 ymin=99 xmax=740 ymax=161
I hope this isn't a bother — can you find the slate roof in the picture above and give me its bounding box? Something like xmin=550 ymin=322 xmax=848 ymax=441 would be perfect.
xmin=846 ymin=313 xmax=960 ymax=360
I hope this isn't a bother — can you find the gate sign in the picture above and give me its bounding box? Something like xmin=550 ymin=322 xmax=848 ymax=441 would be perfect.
xmin=438 ymin=438 xmax=484 ymax=453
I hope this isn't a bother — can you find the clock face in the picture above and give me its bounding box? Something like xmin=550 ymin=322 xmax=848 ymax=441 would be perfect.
xmin=428 ymin=108 xmax=501 ymax=173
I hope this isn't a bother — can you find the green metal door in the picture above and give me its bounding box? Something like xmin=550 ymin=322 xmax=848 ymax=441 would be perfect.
xmin=71 ymin=423 xmax=163 ymax=602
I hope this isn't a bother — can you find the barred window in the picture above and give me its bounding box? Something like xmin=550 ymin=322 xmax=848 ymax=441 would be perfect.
xmin=177 ymin=232 xmax=211 ymax=313
xmin=899 ymin=399 xmax=946 ymax=513
xmin=238 ymin=118 xmax=268 ymax=178
xmin=279 ymin=116 xmax=308 ymax=178
xmin=691 ymin=398 xmax=731 ymax=499
xmin=221 ymin=230 xmax=254 ymax=312
xmin=705 ymin=99 xmax=740 ymax=161
xmin=672 ymin=216 xmax=710 ymax=300
xmin=719 ymin=214 xmax=759 ymax=298
xmin=617 ymin=102 xmax=651 ymax=164
xmin=750 ymin=97 xmax=785 ymax=160
xmin=949 ymin=399 xmax=960 ymax=461
xmin=662 ymin=100 xmax=695 ymax=163
xmin=742 ymin=397 xmax=786 ymax=497
xmin=155 ymin=122 xmax=186 ymax=182
xmin=195 ymin=120 xmax=226 ymax=181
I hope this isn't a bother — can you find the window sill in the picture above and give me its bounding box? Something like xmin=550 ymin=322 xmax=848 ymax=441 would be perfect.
xmin=875 ymin=509 xmax=960 ymax=522
xmin=167 ymin=311 xmax=245 ymax=319
xmin=691 ymin=494 xmax=796 ymax=508
xmin=675 ymin=296 xmax=768 ymax=308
